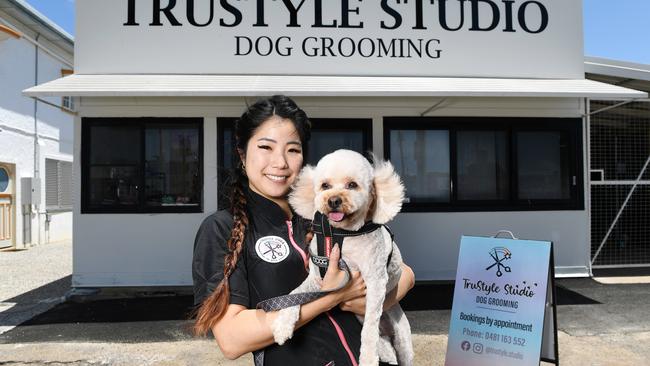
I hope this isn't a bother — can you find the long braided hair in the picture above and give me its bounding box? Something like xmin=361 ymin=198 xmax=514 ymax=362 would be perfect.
xmin=192 ymin=95 xmax=311 ymax=336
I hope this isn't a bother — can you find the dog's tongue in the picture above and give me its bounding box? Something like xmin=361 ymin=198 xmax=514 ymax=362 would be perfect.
xmin=328 ymin=212 xmax=345 ymax=222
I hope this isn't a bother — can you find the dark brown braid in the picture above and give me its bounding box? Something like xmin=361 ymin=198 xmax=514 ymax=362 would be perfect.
xmin=192 ymin=162 xmax=249 ymax=336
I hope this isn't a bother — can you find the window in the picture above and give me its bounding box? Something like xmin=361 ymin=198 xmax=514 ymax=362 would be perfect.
xmin=217 ymin=118 xmax=372 ymax=209
xmin=81 ymin=118 xmax=203 ymax=213
xmin=46 ymin=159 xmax=73 ymax=211
xmin=62 ymin=96 xmax=75 ymax=112
xmin=385 ymin=117 xmax=583 ymax=212
xmin=0 ymin=167 xmax=9 ymax=192
xmin=60 ymin=69 xmax=76 ymax=112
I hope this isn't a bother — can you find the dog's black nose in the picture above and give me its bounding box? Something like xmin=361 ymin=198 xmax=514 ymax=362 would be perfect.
xmin=328 ymin=196 xmax=342 ymax=209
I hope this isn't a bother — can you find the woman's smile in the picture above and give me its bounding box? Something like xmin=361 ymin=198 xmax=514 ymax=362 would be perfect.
xmin=265 ymin=173 xmax=289 ymax=182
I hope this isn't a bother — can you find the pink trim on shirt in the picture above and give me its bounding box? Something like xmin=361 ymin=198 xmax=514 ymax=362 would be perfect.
xmin=286 ymin=221 xmax=308 ymax=269
xmin=326 ymin=311 xmax=358 ymax=366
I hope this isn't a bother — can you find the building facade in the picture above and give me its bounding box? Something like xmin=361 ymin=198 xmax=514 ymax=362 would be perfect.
xmin=24 ymin=1 xmax=646 ymax=289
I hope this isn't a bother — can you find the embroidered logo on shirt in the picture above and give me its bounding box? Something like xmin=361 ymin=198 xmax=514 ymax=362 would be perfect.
xmin=255 ymin=236 xmax=290 ymax=263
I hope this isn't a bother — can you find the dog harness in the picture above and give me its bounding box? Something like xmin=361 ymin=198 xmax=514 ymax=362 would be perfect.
xmin=310 ymin=212 xmax=394 ymax=278
xmin=254 ymin=212 xmax=393 ymax=366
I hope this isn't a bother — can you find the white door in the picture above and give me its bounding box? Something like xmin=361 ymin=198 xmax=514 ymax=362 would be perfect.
xmin=0 ymin=165 xmax=14 ymax=249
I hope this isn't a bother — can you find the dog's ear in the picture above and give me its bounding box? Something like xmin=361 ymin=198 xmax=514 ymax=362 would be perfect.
xmin=289 ymin=165 xmax=317 ymax=219
xmin=371 ymin=160 xmax=405 ymax=224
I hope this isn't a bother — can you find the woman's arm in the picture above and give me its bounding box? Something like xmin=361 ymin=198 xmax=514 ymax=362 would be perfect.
xmin=212 ymin=244 xmax=365 ymax=359
xmin=383 ymin=262 xmax=415 ymax=310
xmin=339 ymin=262 xmax=415 ymax=315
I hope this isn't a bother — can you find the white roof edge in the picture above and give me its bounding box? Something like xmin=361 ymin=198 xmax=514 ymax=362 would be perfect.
xmin=585 ymin=56 xmax=650 ymax=82
xmin=9 ymin=0 xmax=74 ymax=43
xmin=23 ymin=74 xmax=648 ymax=99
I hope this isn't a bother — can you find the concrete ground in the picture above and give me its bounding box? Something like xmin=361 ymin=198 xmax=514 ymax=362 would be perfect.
xmin=1 ymin=240 xmax=649 ymax=365
xmin=0 ymin=239 xmax=72 ymax=335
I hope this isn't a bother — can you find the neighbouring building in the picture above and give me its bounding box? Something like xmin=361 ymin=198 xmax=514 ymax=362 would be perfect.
xmin=1 ymin=0 xmax=74 ymax=249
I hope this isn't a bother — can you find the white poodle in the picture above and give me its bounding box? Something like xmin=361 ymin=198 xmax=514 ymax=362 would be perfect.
xmin=272 ymin=149 xmax=414 ymax=366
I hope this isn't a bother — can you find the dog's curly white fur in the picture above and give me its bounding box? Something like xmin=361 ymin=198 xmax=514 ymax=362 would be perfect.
xmin=272 ymin=149 xmax=414 ymax=366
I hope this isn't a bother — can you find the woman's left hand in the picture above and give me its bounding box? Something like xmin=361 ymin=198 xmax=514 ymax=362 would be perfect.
xmin=339 ymin=295 xmax=366 ymax=316
xmin=339 ymin=263 xmax=415 ymax=317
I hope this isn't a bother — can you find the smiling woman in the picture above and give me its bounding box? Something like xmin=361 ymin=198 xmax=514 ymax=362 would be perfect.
xmin=242 ymin=115 xmax=305 ymax=216
xmin=191 ymin=95 xmax=415 ymax=365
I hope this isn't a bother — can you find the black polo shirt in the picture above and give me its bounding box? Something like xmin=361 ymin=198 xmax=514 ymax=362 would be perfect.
xmin=192 ymin=187 xmax=363 ymax=365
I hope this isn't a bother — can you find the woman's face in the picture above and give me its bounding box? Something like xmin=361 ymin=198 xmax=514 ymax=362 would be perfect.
xmin=242 ymin=115 xmax=304 ymax=204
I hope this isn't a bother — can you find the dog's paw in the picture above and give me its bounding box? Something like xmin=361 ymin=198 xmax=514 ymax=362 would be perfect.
xmin=272 ymin=322 xmax=295 ymax=345
xmin=271 ymin=315 xmax=295 ymax=345
xmin=359 ymin=354 xmax=380 ymax=366
xmin=377 ymin=336 xmax=397 ymax=364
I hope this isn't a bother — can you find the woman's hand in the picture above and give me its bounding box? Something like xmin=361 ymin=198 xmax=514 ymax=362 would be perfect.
xmin=320 ymin=244 xmax=366 ymax=305
xmin=339 ymin=295 xmax=366 ymax=316
xmin=340 ymin=262 xmax=416 ymax=317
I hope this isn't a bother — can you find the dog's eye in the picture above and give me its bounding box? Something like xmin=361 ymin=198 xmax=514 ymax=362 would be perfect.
xmin=321 ymin=182 xmax=331 ymax=190
xmin=346 ymin=182 xmax=358 ymax=189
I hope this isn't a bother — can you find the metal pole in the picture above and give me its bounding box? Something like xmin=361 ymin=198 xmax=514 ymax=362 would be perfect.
xmin=585 ymin=98 xmax=593 ymax=276
xmin=33 ymin=33 xmax=40 ymax=246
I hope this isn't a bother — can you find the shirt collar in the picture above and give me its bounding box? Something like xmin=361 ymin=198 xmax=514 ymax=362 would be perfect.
xmin=245 ymin=186 xmax=292 ymax=225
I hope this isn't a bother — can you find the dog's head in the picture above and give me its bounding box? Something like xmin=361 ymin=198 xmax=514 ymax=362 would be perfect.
xmin=289 ymin=149 xmax=405 ymax=231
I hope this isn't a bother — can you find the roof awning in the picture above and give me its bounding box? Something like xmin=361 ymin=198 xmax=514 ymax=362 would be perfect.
xmin=23 ymin=74 xmax=647 ymax=99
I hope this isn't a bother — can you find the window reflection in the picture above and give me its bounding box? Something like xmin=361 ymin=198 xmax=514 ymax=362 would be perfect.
xmin=89 ymin=125 xmax=141 ymax=207
xmin=145 ymin=127 xmax=200 ymax=207
xmin=307 ymin=130 xmax=364 ymax=165
xmin=390 ymin=130 xmax=450 ymax=202
xmin=517 ymin=131 xmax=571 ymax=200
xmin=457 ymin=131 xmax=509 ymax=200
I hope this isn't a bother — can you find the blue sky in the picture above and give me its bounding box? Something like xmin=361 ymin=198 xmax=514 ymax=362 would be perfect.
xmin=23 ymin=0 xmax=650 ymax=65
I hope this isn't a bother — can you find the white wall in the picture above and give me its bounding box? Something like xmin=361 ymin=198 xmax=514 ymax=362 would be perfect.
xmin=392 ymin=211 xmax=588 ymax=279
xmin=0 ymin=22 xmax=74 ymax=247
xmin=73 ymin=96 xmax=588 ymax=287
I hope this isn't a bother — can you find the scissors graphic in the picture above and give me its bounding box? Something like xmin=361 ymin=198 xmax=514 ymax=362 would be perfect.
xmin=263 ymin=242 xmax=284 ymax=260
xmin=485 ymin=247 xmax=512 ymax=277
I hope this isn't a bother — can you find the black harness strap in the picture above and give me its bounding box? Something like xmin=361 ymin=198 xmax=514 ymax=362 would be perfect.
xmin=311 ymin=211 xmax=394 ymax=276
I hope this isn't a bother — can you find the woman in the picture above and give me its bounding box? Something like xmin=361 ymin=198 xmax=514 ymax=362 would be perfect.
xmin=192 ymin=95 xmax=415 ymax=365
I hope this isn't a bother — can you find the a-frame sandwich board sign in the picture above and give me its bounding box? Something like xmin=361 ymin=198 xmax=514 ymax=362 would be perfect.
xmin=444 ymin=231 xmax=559 ymax=365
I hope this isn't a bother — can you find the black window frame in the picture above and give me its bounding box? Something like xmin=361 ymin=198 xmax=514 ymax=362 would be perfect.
xmin=217 ymin=117 xmax=373 ymax=209
xmin=81 ymin=117 xmax=204 ymax=214
xmin=384 ymin=117 xmax=584 ymax=212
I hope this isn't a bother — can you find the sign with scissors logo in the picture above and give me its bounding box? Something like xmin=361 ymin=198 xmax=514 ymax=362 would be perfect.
xmin=445 ymin=232 xmax=558 ymax=366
